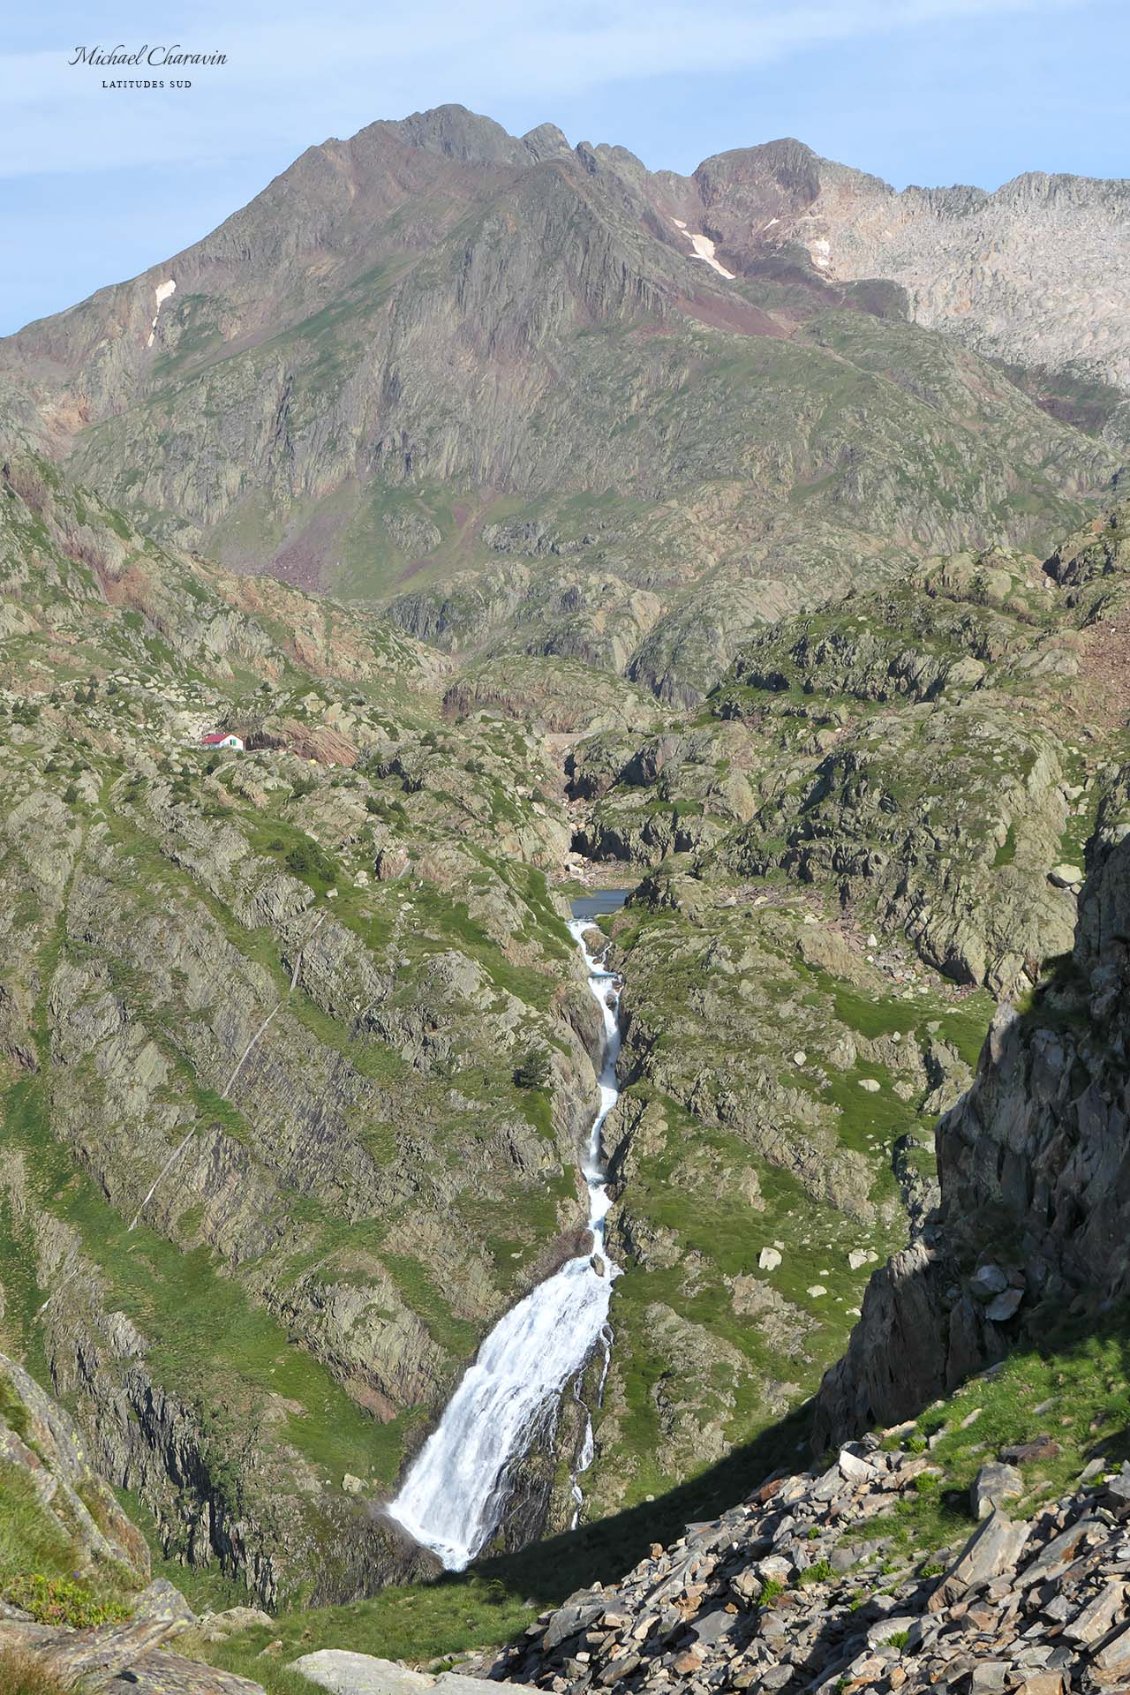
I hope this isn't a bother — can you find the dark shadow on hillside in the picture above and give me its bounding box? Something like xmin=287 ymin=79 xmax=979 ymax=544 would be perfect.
xmin=415 ymin=1272 xmax=1130 ymax=1626
xmin=431 ymin=1299 xmax=1130 ymax=1687
xmin=474 ymin=1403 xmax=813 ymax=1607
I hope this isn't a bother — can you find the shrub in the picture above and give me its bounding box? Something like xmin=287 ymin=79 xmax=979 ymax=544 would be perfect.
xmin=513 ymin=1047 xmax=551 ymax=1090
xmin=0 ymin=1648 xmax=76 ymax=1695
xmin=2 ymin=1574 xmax=129 ymax=1629
xmin=284 ymin=838 xmax=337 ymax=887
xmin=798 ymin=1558 xmax=833 ymax=1586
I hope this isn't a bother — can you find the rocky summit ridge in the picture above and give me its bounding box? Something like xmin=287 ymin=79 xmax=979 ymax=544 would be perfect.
xmin=0 ymin=108 xmax=1124 ymax=707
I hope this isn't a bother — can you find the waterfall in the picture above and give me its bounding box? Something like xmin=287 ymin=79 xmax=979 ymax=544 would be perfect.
xmin=386 ymin=913 xmax=623 ymax=1571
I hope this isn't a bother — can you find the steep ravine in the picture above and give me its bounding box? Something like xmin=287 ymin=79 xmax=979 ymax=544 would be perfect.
xmin=388 ymin=895 xmax=628 ymax=1569
xmin=488 ymin=767 xmax=1130 ymax=1695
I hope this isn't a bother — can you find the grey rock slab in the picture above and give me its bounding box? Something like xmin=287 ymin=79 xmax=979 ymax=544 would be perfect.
xmin=1062 ymin=1576 xmax=1126 ymax=1643
xmin=690 ymin=1609 xmax=738 ymax=1647
xmin=289 ymin=1652 xmax=435 ymax=1695
xmin=1101 ymin=1471 xmax=1130 ymax=1510
xmin=198 ymin=1607 xmax=275 ymax=1642
xmin=433 ymin=1677 xmax=494 ymax=1694
xmin=758 ymin=1669 xmax=794 ymax=1691
xmin=837 ymin=1448 xmax=877 ymax=1483
xmin=130 ymin=1579 xmax=197 ymax=1629
xmin=984 ymin=1288 xmax=1024 ymax=1323
xmin=1019 ymin=1515 xmax=1106 ymax=1586
xmin=972 ymin=1462 xmax=1024 ymax=1520
xmin=969 ymin=1664 xmax=1010 ymax=1693
xmin=969 ymin=1264 xmax=1010 ymax=1299
xmin=755 ymin=1556 xmax=793 ymax=1585
xmin=98 ymin=1646 xmax=269 ymax=1693
xmin=929 ymin=1510 xmax=1031 ymax=1609
xmin=811 ymin=1462 xmax=844 ymax=1502
xmin=866 ymin=1615 xmax=918 ymax=1646
xmin=544 ymin=1601 xmax=606 ymax=1652
xmin=1091 ymin=1622 xmax=1130 ymax=1682
xmin=730 ymin=1570 xmax=762 ymax=1601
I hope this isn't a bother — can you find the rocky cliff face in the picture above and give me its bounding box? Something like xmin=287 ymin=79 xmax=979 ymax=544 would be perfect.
xmin=814 ymin=762 xmax=1130 ymax=1447
xmin=0 ymin=1348 xmax=151 ymax=1587
xmin=484 ymin=750 xmax=1130 ymax=1695
xmin=0 ymin=458 xmax=613 ymax=1603
xmin=693 ymin=140 xmax=1130 ymax=408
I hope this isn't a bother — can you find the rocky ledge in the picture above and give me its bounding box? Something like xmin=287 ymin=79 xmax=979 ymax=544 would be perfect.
xmin=495 ymin=1437 xmax=1130 ymax=1694
xmin=0 ymin=1613 xmax=264 ymax=1695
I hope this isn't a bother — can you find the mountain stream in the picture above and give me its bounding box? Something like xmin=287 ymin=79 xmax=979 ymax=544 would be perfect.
xmin=386 ymin=894 xmax=626 ymax=1570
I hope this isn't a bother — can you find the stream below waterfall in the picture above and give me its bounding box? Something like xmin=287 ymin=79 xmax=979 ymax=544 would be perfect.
xmin=386 ymin=891 xmax=628 ymax=1571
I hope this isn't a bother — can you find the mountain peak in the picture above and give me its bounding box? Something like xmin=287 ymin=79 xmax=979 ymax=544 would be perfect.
xmin=385 ymin=103 xmax=530 ymax=166
xmin=521 ymin=122 xmax=573 ymax=163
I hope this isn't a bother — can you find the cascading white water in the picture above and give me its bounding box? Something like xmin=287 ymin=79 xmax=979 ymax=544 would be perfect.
xmin=386 ymin=914 xmax=623 ymax=1572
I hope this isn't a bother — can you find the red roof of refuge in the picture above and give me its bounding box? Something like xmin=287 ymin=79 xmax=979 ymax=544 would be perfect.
xmin=200 ymin=732 xmax=231 ymax=745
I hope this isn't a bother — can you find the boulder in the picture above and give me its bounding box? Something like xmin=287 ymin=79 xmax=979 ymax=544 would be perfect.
xmin=838 ymin=1448 xmax=876 ymax=1483
xmin=198 ymin=1607 xmax=275 ymax=1642
xmin=130 ymin=1579 xmax=197 ymax=1629
xmin=984 ymin=1287 xmax=1024 ymax=1322
xmin=289 ymin=1652 xmax=434 ymax=1695
xmin=1002 ymin=1435 xmax=1060 ymax=1465
xmin=1063 ymin=1577 xmax=1126 ymax=1644
xmin=969 ymin=1264 xmax=1009 ymax=1299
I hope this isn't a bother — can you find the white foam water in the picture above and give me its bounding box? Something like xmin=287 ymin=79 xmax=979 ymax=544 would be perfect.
xmin=386 ymin=916 xmax=623 ymax=1570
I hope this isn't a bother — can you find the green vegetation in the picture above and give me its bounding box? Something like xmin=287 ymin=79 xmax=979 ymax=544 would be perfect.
xmin=513 ymin=1046 xmax=552 ymax=1090
xmin=1 ymin=1078 xmax=404 ymax=1493
xmin=199 ymin=1574 xmax=539 ymax=1694
xmin=2 ymin=1573 xmax=130 ymax=1630
xmin=0 ymin=1462 xmax=136 ymax=1635
xmin=859 ymin=1306 xmax=1130 ymax=1564
xmin=0 ymin=1466 xmax=77 ymax=1592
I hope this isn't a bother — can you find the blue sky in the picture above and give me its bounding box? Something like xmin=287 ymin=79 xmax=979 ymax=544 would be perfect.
xmin=1 ymin=0 xmax=1126 ymax=335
